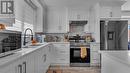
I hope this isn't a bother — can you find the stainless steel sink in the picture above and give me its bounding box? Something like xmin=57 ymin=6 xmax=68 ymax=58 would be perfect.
xmin=29 ymin=44 xmax=43 ymax=46
xmin=22 ymin=46 xmax=36 ymax=48
xmin=23 ymin=44 xmax=43 ymax=48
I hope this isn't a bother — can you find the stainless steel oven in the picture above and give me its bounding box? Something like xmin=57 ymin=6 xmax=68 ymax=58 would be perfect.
xmin=70 ymin=46 xmax=90 ymax=67
xmin=0 ymin=30 xmax=21 ymax=57
xmin=69 ymin=35 xmax=90 ymax=67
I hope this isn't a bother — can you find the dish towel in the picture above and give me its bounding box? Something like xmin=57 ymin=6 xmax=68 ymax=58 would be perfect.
xmin=80 ymin=47 xmax=87 ymax=59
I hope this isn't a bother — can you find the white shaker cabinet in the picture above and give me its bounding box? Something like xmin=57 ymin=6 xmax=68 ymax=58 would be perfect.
xmin=47 ymin=8 xmax=68 ymax=33
xmin=0 ymin=44 xmax=51 ymax=73
xmin=34 ymin=47 xmax=47 ymax=73
xmin=100 ymin=6 xmax=121 ymax=18
xmin=15 ymin=54 xmax=35 ymax=73
xmin=42 ymin=45 xmax=51 ymax=73
xmin=67 ymin=8 xmax=89 ymax=21
xmin=23 ymin=53 xmax=35 ymax=73
xmin=67 ymin=8 xmax=90 ymax=33
xmin=90 ymin=42 xmax=100 ymax=66
xmin=0 ymin=57 xmax=29 ymax=73
xmin=51 ymin=43 xmax=70 ymax=65
xmin=0 ymin=59 xmax=21 ymax=73
xmin=34 ymin=45 xmax=51 ymax=73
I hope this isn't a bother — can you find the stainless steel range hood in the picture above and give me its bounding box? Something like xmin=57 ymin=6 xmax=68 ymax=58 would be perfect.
xmin=69 ymin=21 xmax=87 ymax=26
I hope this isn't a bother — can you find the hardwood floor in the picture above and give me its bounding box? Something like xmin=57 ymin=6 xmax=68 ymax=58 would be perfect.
xmin=47 ymin=66 xmax=101 ymax=73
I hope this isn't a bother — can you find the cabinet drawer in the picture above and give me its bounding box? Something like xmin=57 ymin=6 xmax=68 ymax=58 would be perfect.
xmin=91 ymin=52 xmax=100 ymax=59
xmin=55 ymin=58 xmax=69 ymax=64
xmin=91 ymin=63 xmax=100 ymax=66
xmin=58 ymin=50 xmax=69 ymax=54
xmin=55 ymin=49 xmax=69 ymax=54
xmin=55 ymin=53 xmax=69 ymax=59
xmin=91 ymin=46 xmax=100 ymax=51
xmin=53 ymin=44 xmax=69 ymax=49
xmin=90 ymin=43 xmax=100 ymax=51
xmin=91 ymin=59 xmax=100 ymax=64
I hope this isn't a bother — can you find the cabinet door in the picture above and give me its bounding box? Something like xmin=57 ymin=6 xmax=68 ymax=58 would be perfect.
xmin=50 ymin=44 xmax=56 ymax=64
xmin=44 ymin=45 xmax=51 ymax=68
xmin=42 ymin=46 xmax=49 ymax=73
xmin=47 ymin=8 xmax=68 ymax=33
xmin=0 ymin=64 xmax=16 ymax=73
xmin=34 ymin=47 xmax=47 ymax=73
xmin=68 ymin=9 xmax=89 ymax=20
xmin=100 ymin=7 xmax=112 ymax=18
xmin=52 ymin=43 xmax=70 ymax=65
xmin=90 ymin=43 xmax=100 ymax=66
xmin=0 ymin=58 xmax=22 ymax=73
xmin=100 ymin=6 xmax=121 ymax=18
xmin=23 ymin=53 xmax=35 ymax=73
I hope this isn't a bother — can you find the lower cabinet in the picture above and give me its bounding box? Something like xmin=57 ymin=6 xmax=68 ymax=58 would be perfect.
xmin=51 ymin=43 xmax=70 ymax=65
xmin=90 ymin=43 xmax=100 ymax=66
xmin=0 ymin=44 xmax=51 ymax=73
xmin=0 ymin=43 xmax=70 ymax=73
xmin=35 ymin=45 xmax=51 ymax=73
xmin=0 ymin=59 xmax=21 ymax=73
xmin=25 ymin=53 xmax=35 ymax=73
xmin=0 ymin=56 xmax=34 ymax=73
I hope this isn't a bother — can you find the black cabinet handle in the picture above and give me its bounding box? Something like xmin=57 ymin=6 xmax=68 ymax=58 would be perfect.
xmin=44 ymin=54 xmax=46 ymax=62
xmin=23 ymin=62 xmax=26 ymax=73
xmin=18 ymin=64 xmax=22 ymax=73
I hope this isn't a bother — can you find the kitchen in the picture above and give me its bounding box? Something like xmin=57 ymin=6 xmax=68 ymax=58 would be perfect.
xmin=0 ymin=0 xmax=130 ymax=73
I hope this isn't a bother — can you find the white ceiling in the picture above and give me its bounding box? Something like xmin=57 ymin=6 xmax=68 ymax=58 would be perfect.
xmin=43 ymin=0 xmax=126 ymax=8
xmin=44 ymin=0 xmax=100 ymax=8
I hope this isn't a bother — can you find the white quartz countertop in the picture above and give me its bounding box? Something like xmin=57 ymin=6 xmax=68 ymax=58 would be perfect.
xmin=100 ymin=51 xmax=130 ymax=67
xmin=0 ymin=43 xmax=50 ymax=67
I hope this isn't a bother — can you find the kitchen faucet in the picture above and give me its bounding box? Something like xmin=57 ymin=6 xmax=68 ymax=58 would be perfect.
xmin=23 ymin=28 xmax=33 ymax=46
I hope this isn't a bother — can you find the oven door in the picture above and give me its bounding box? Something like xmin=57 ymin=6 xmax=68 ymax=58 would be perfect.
xmin=70 ymin=47 xmax=90 ymax=63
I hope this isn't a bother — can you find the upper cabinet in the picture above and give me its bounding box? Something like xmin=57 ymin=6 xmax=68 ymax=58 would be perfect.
xmin=100 ymin=6 xmax=121 ymax=18
xmin=46 ymin=7 xmax=90 ymax=33
xmin=47 ymin=7 xmax=68 ymax=33
xmin=67 ymin=8 xmax=90 ymax=33
xmin=67 ymin=8 xmax=89 ymax=21
xmin=99 ymin=0 xmax=125 ymax=18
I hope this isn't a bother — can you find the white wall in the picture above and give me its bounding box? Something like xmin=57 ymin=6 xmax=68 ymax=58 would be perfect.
xmin=6 ymin=0 xmax=35 ymax=32
xmin=89 ymin=3 xmax=100 ymax=42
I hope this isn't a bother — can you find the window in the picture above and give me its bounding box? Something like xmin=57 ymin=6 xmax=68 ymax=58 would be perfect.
xmin=6 ymin=19 xmax=22 ymax=31
xmin=23 ymin=0 xmax=35 ymax=33
xmin=6 ymin=0 xmax=36 ymax=33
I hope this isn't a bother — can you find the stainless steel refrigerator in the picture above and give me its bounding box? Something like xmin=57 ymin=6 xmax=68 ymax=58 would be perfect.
xmin=100 ymin=19 xmax=128 ymax=50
